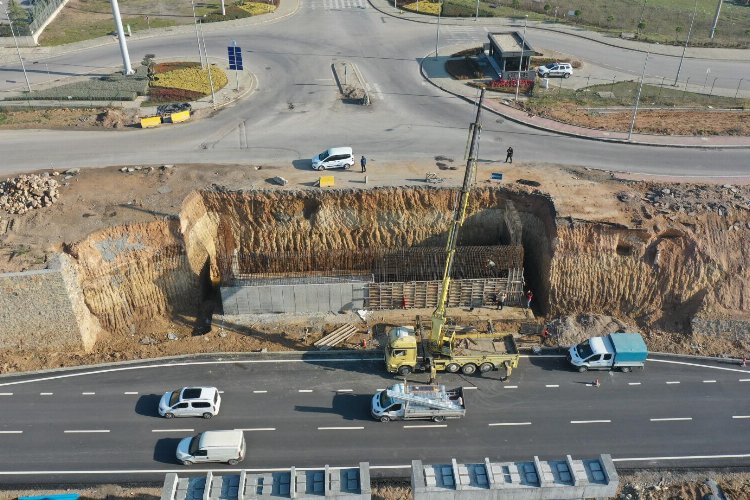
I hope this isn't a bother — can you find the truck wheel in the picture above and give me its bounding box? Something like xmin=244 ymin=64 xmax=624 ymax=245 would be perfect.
xmin=577 ymin=366 xmax=588 ymax=373
xmin=432 ymin=415 xmax=445 ymax=422
xmin=621 ymin=366 xmax=632 ymax=373
xmin=446 ymin=363 xmax=460 ymax=373
xmin=380 ymin=416 xmax=391 ymax=422
xmin=228 ymin=459 xmax=239 ymax=466
xmin=479 ymin=363 xmax=494 ymax=373
xmin=181 ymin=460 xmax=193 ymax=466
xmin=461 ymin=364 xmax=477 ymax=375
xmin=397 ymin=365 xmax=412 ymax=376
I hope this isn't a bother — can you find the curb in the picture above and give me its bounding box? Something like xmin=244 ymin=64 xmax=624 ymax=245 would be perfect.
xmin=418 ymin=52 xmax=750 ymax=150
xmin=366 ymin=0 xmax=750 ymax=62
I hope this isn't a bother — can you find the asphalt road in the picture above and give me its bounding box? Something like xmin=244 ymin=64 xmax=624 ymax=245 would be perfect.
xmin=0 ymin=352 xmax=748 ymax=484
xmin=0 ymin=2 xmax=749 ymax=176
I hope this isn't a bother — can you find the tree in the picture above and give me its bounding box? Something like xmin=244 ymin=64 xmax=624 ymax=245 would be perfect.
xmin=511 ymin=0 xmax=520 ymax=8
xmin=637 ymin=21 xmax=646 ymax=32
xmin=543 ymin=3 xmax=551 ymax=12
xmin=606 ymin=15 xmax=614 ymax=27
xmin=574 ymin=9 xmax=581 ymax=17
xmin=675 ymin=25 xmax=683 ymax=41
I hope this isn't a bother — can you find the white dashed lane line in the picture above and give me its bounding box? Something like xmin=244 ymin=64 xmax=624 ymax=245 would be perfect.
xmin=571 ymin=420 xmax=611 ymax=424
xmin=488 ymin=422 xmax=532 ymax=426
xmin=64 ymin=430 xmax=110 ymax=433
xmin=732 ymin=416 xmax=750 ymax=419
xmin=504 ymin=386 xmax=518 ymax=389
xmin=82 ymin=392 xmax=95 ymax=395
xmin=152 ymin=429 xmax=194 ymax=433
xmin=235 ymin=428 xmax=276 ymax=431
xmin=298 ymin=390 xmax=313 ymax=393
xmin=317 ymin=427 xmax=364 ymax=430
xmin=403 ymin=424 xmax=447 ymax=429
xmin=702 ymin=380 xmax=717 ymax=383
xmin=40 ymin=392 xmax=53 ymax=396
xmin=628 ymin=382 xmax=642 ymax=386
xmin=336 ymin=389 xmax=353 ymax=393
xmin=740 ymin=379 xmax=750 ymax=382
xmin=650 ymin=417 xmax=692 ymax=422
xmin=0 ymin=392 xmax=13 ymax=396
xmin=545 ymin=384 xmax=559 ymax=388
xmin=252 ymin=390 xmax=268 ymax=394
xmin=0 ymin=431 xmax=23 ymax=434
xmin=666 ymin=381 xmax=680 ymax=385
xmin=124 ymin=391 xmax=138 ymax=395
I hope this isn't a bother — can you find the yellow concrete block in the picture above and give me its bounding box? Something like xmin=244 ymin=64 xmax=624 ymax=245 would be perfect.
xmin=319 ymin=175 xmax=335 ymax=188
xmin=140 ymin=116 xmax=162 ymax=128
xmin=169 ymin=110 xmax=191 ymax=123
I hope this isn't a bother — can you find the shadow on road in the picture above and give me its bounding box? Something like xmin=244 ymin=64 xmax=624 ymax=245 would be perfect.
xmin=154 ymin=437 xmax=183 ymax=464
xmin=294 ymin=393 xmax=373 ymax=421
xmin=135 ymin=394 xmax=163 ymax=417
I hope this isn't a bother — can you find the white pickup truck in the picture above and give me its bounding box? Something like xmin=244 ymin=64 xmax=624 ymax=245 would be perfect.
xmin=371 ymin=383 xmax=466 ymax=422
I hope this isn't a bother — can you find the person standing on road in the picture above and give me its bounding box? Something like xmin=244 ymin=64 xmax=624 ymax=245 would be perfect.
xmin=360 ymin=155 xmax=367 ymax=173
xmin=497 ymin=292 xmax=507 ymax=311
xmin=505 ymin=147 xmax=514 ymax=163
xmin=525 ymin=289 xmax=533 ymax=309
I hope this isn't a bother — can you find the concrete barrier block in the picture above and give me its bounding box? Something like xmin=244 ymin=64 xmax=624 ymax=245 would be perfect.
xmin=140 ymin=115 xmax=162 ymax=128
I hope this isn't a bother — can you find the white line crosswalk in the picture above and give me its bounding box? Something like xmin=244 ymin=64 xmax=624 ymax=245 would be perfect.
xmin=308 ymin=0 xmax=367 ymax=10
xmin=441 ymin=25 xmax=485 ymax=44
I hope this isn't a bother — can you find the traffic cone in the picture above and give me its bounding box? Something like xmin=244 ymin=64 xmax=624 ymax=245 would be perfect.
xmin=594 ymin=378 xmax=600 ymax=388
xmin=742 ymin=356 xmax=747 ymax=368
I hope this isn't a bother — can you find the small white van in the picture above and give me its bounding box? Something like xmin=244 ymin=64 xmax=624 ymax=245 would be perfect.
xmin=158 ymin=386 xmax=221 ymax=419
xmin=176 ymin=429 xmax=246 ymax=466
xmin=311 ymin=147 xmax=355 ymax=171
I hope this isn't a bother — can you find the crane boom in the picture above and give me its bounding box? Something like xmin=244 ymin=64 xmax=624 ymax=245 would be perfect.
xmin=429 ymin=89 xmax=485 ymax=351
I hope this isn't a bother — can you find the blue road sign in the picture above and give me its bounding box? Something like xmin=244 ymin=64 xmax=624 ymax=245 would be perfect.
xmin=490 ymin=172 xmax=503 ymax=182
xmin=227 ymin=46 xmax=243 ymax=70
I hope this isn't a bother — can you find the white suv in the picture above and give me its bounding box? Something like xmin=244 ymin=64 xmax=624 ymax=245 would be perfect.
xmin=311 ymin=147 xmax=355 ymax=171
xmin=537 ymin=62 xmax=573 ymax=78
xmin=158 ymin=386 xmax=221 ymax=419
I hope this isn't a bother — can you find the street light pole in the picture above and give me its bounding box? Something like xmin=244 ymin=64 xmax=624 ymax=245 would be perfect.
xmin=475 ymin=0 xmax=479 ymax=21
xmin=191 ymin=0 xmax=204 ymax=68
xmin=515 ymin=15 xmax=528 ymax=102
xmin=710 ymin=0 xmax=723 ymax=39
xmin=674 ymin=0 xmax=697 ymax=86
xmin=434 ymin=1 xmax=441 ymax=60
xmin=197 ymin=20 xmax=215 ymax=108
xmin=1 ymin=1 xmax=32 ymax=91
xmin=628 ymin=51 xmax=649 ymax=141
xmin=108 ymin=0 xmax=134 ymax=74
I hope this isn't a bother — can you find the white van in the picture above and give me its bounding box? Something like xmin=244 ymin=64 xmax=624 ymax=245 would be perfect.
xmin=158 ymin=386 xmax=221 ymax=419
xmin=311 ymin=147 xmax=355 ymax=171
xmin=176 ymin=430 xmax=246 ymax=466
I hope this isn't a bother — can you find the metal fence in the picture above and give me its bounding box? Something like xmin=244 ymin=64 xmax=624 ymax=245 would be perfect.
xmin=0 ymin=0 xmax=67 ymax=36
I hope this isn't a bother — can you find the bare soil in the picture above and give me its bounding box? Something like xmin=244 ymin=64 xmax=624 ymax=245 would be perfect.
xmin=0 ymin=108 xmax=138 ymax=130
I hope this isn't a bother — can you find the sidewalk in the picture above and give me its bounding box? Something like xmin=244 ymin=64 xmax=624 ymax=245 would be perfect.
xmin=421 ymin=49 xmax=750 ymax=149
xmin=367 ymin=0 xmax=750 ymax=62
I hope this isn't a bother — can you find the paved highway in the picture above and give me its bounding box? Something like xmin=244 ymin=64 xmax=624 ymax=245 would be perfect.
xmin=0 ymin=0 xmax=749 ymax=176
xmin=0 ymin=352 xmax=748 ymax=484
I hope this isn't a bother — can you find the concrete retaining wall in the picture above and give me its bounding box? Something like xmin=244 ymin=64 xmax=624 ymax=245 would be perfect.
xmin=221 ymin=283 xmax=367 ymax=315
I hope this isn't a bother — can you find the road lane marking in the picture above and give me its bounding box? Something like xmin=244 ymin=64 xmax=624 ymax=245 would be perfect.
xmin=403 ymin=424 xmax=448 ymax=429
xmin=0 ymin=392 xmax=13 ymax=396
xmin=64 ymin=430 xmax=110 ymax=433
xmin=740 ymin=379 xmax=750 ymax=382
xmin=649 ymin=358 xmax=750 ymax=374
xmin=336 ymin=389 xmax=353 ymax=392
xmin=152 ymin=429 xmax=194 ymax=433
xmin=665 ymin=381 xmax=680 ymax=384
xmin=613 ymin=453 xmax=750 ymax=462
xmin=235 ymin=428 xmax=276 ymax=431
xmin=732 ymin=416 xmax=750 ymax=419
xmin=504 ymin=386 xmax=518 ymax=389
xmin=40 ymin=392 xmax=53 ymax=395
xmin=462 ymin=387 xmax=478 ymax=390
xmin=628 ymin=382 xmax=641 ymax=385
xmin=298 ymin=389 xmax=313 ymax=393
xmin=0 ymin=357 xmax=386 ymax=387
xmin=488 ymin=422 xmax=531 ymax=426
xmin=218 ymin=391 xmax=224 ymax=393
xmin=317 ymin=426 xmax=364 ymax=430
xmin=82 ymin=392 xmax=95 ymax=395
xmin=123 ymin=391 xmax=138 ymax=395
xmin=252 ymin=390 xmax=268 ymax=394
xmin=650 ymin=417 xmax=692 ymax=422
xmin=545 ymin=384 xmax=559 ymax=388
xmin=571 ymin=420 xmax=611 ymax=424
xmin=0 ymin=431 xmax=23 ymax=434
xmin=0 ymin=465 xmax=419 ymax=475
xmin=702 ymin=380 xmax=717 ymax=383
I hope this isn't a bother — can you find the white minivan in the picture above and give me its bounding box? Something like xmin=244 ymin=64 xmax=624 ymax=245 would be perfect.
xmin=311 ymin=147 xmax=355 ymax=170
xmin=158 ymin=386 xmax=221 ymax=419
xmin=176 ymin=430 xmax=246 ymax=466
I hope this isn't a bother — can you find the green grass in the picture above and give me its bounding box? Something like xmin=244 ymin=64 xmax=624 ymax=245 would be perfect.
xmin=529 ymin=81 xmax=748 ymax=111
xmin=39 ymin=16 xmax=176 ymax=46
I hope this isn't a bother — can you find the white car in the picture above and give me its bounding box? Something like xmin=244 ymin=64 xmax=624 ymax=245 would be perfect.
xmin=311 ymin=147 xmax=355 ymax=171
xmin=158 ymin=386 xmax=221 ymax=419
xmin=537 ymin=62 xmax=573 ymax=78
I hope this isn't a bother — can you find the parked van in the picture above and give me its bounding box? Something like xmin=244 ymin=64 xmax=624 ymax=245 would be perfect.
xmin=176 ymin=430 xmax=246 ymax=466
xmin=311 ymin=147 xmax=355 ymax=170
xmin=158 ymin=386 xmax=221 ymax=419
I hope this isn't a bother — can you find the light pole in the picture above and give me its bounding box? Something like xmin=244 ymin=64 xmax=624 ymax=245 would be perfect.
xmin=434 ymin=1 xmax=441 ymax=60
xmin=628 ymin=51 xmax=649 ymax=141
xmin=108 ymin=0 xmax=134 ymax=74
xmin=475 ymin=0 xmax=479 ymax=21
xmin=515 ymin=15 xmax=528 ymax=102
xmin=674 ymin=0 xmax=697 ymax=86
xmin=191 ymin=0 xmax=204 ymax=68
xmin=0 ymin=0 xmax=32 ymax=92
xmin=710 ymin=0 xmax=723 ymax=39
xmin=197 ymin=20 xmax=215 ymax=108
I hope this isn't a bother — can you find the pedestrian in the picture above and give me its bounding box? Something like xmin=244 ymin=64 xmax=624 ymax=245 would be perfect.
xmin=525 ymin=290 xmax=533 ymax=309
xmin=594 ymin=378 xmax=601 ymax=388
xmin=497 ymin=292 xmax=507 ymax=311
xmin=505 ymin=146 xmax=513 ymax=163
xmin=429 ymin=362 xmax=437 ymax=385
xmin=360 ymin=155 xmax=367 ymax=173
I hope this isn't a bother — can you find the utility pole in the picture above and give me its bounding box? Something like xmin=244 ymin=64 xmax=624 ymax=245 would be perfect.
xmin=108 ymin=0 xmax=133 ymax=74
xmin=434 ymin=1 xmax=441 ymax=59
xmin=191 ymin=0 xmax=204 ymax=68
xmin=628 ymin=51 xmax=649 ymax=141
xmin=515 ymin=15 xmax=528 ymax=102
xmin=674 ymin=0 xmax=697 ymax=86
xmin=0 ymin=1 xmax=31 ymax=91
xmin=198 ymin=20 xmax=216 ymax=108
xmin=710 ymin=0 xmax=723 ymax=39
xmin=474 ymin=0 xmax=479 ymax=21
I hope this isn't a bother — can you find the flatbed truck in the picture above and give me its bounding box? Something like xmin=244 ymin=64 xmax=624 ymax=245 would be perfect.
xmin=371 ymin=383 xmax=466 ymax=422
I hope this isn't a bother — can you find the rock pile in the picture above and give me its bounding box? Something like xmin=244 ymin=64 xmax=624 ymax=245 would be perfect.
xmin=0 ymin=174 xmax=60 ymax=214
xmin=643 ymin=183 xmax=750 ymax=218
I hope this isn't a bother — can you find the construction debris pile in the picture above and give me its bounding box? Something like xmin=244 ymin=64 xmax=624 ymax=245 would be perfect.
xmin=639 ymin=183 xmax=750 ymax=220
xmin=0 ymin=174 xmax=60 ymax=214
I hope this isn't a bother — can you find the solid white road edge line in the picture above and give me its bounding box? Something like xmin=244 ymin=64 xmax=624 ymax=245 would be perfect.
xmin=650 ymin=417 xmax=692 ymax=422
xmin=488 ymin=422 xmax=532 ymax=426
xmin=317 ymin=427 xmax=364 ymax=430
xmin=613 ymin=453 xmax=750 ymax=462
xmin=0 ymin=358 xmax=385 ymax=387
xmin=650 ymin=358 xmax=750 ymax=374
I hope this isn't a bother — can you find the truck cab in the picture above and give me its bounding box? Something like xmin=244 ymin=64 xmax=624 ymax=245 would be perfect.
xmin=385 ymin=326 xmax=419 ymax=375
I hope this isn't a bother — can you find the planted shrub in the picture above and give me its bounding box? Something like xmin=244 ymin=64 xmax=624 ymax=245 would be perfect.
xmin=150 ymin=64 xmax=229 ymax=95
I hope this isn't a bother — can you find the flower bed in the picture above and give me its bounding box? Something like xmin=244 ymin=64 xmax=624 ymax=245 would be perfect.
xmin=150 ymin=64 xmax=229 ymax=96
xmin=238 ymin=2 xmax=276 ymax=15
xmin=400 ymin=1 xmax=440 ymax=15
xmin=470 ymin=78 xmax=535 ymax=94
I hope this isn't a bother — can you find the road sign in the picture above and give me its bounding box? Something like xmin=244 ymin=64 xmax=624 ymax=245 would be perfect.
xmin=490 ymin=172 xmax=503 ymax=182
xmin=227 ymin=46 xmax=243 ymax=70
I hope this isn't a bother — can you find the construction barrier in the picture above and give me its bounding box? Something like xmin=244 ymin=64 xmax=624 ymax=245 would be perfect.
xmin=319 ymin=175 xmax=335 ymax=188
xmin=140 ymin=116 xmax=162 ymax=128
xmin=169 ymin=110 xmax=191 ymax=123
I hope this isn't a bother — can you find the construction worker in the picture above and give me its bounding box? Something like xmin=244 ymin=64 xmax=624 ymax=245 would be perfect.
xmin=429 ymin=360 xmax=437 ymax=385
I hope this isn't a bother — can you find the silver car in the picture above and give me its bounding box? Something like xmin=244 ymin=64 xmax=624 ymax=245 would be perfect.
xmin=537 ymin=62 xmax=573 ymax=78
xmin=158 ymin=386 xmax=221 ymax=419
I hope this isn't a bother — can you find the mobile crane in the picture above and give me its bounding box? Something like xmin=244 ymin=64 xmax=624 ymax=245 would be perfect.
xmin=384 ymin=89 xmax=520 ymax=378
